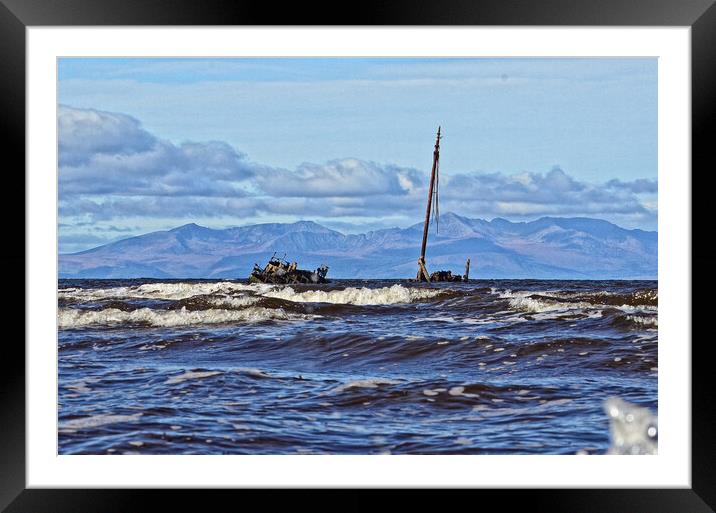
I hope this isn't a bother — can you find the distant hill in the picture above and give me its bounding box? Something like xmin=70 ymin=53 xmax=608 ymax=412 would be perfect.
xmin=59 ymin=213 xmax=657 ymax=279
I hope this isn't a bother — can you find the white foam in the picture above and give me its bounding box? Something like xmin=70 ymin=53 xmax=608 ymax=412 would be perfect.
xmin=61 ymin=281 xmax=447 ymax=309
xmin=503 ymin=288 xmax=658 ymax=306
xmin=59 ymin=412 xmax=143 ymax=432
xmin=234 ymin=368 xmax=270 ymax=378
xmin=207 ymin=295 xmax=260 ymax=308
xmin=448 ymin=386 xmax=465 ymax=396
xmin=617 ymin=304 xmax=658 ymax=314
xmin=497 ymin=289 xmax=657 ymax=316
xmin=64 ymin=381 xmax=92 ymax=393
xmin=625 ymin=315 xmax=658 ymax=327
xmin=500 ymin=290 xmax=594 ymax=313
xmin=58 ymin=306 xmax=312 ymax=328
xmin=333 ymin=378 xmax=401 ymax=393
xmin=262 ymin=284 xmax=444 ymax=305
xmin=59 ymin=281 xmax=256 ymax=301
xmin=165 ymin=370 xmax=222 ymax=385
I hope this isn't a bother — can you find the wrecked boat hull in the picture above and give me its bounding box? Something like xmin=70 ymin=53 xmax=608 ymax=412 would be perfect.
xmin=249 ymin=257 xmax=329 ymax=285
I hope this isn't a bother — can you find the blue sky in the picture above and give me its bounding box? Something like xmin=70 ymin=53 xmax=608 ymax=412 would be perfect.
xmin=58 ymin=57 xmax=657 ymax=253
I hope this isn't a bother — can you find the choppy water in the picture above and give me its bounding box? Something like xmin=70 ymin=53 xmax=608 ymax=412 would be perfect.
xmin=58 ymin=279 xmax=657 ymax=455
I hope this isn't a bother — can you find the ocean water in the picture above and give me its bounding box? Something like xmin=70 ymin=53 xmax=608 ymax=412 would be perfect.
xmin=58 ymin=279 xmax=657 ymax=455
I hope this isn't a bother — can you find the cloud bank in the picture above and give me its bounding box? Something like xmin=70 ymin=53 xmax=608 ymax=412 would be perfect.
xmin=443 ymin=167 xmax=655 ymax=217
xmin=59 ymin=105 xmax=256 ymax=197
xmin=58 ymin=105 xmax=657 ymax=252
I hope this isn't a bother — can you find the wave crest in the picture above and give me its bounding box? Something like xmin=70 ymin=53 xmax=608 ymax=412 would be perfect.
xmin=262 ymin=284 xmax=444 ymax=305
xmin=59 ymin=281 xmax=256 ymax=301
xmin=58 ymin=306 xmax=313 ymax=328
xmin=496 ymin=289 xmax=657 ymax=315
xmin=498 ymin=290 xmax=594 ymax=313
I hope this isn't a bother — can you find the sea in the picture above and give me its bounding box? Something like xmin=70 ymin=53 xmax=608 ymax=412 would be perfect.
xmin=58 ymin=278 xmax=658 ymax=455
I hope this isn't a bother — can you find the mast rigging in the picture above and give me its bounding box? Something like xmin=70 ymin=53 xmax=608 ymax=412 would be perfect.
xmin=415 ymin=126 xmax=471 ymax=283
xmin=416 ymin=126 xmax=442 ymax=281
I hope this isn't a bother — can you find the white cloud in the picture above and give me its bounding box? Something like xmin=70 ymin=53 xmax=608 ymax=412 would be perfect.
xmin=59 ymin=106 xmax=256 ymax=197
xmin=255 ymin=159 xmax=423 ymax=198
xmin=59 ymin=105 xmax=156 ymax=166
xmin=58 ymin=105 xmax=657 ymax=235
xmin=443 ymin=167 xmax=656 ymax=217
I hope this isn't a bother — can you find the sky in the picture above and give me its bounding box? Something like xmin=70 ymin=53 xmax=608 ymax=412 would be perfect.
xmin=58 ymin=57 xmax=658 ymax=253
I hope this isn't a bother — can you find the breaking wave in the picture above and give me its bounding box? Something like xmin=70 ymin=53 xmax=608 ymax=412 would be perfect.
xmin=58 ymin=281 xmax=256 ymax=301
xmin=497 ymin=290 xmax=596 ymax=314
xmin=59 ymin=281 xmax=445 ymax=307
xmin=206 ymin=295 xmax=260 ymax=308
xmin=616 ymin=314 xmax=659 ymax=329
xmin=495 ymin=289 xmax=657 ymax=315
xmin=261 ymin=284 xmax=445 ymax=305
xmin=58 ymin=306 xmax=313 ymax=328
xmin=58 ymin=278 xmax=658 ymax=455
xmin=624 ymin=315 xmax=657 ymax=327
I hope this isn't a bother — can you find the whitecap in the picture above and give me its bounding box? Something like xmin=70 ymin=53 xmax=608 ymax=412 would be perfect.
xmin=497 ymin=289 xmax=657 ymax=316
xmin=59 ymin=281 xmax=256 ymax=302
xmin=261 ymin=284 xmax=444 ymax=306
xmin=501 ymin=291 xmax=593 ymax=313
xmin=207 ymin=295 xmax=260 ymax=308
xmin=58 ymin=306 xmax=313 ymax=328
xmin=624 ymin=314 xmax=658 ymax=327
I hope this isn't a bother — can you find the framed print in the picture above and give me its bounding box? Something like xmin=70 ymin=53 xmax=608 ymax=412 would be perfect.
xmin=6 ymin=0 xmax=715 ymax=511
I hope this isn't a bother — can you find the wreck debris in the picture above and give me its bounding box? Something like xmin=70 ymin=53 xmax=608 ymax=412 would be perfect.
xmin=249 ymin=253 xmax=329 ymax=284
xmin=415 ymin=126 xmax=471 ymax=283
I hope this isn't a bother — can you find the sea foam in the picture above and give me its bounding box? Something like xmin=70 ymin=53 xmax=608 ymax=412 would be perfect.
xmin=624 ymin=314 xmax=658 ymax=327
xmin=59 ymin=412 xmax=143 ymax=432
xmin=498 ymin=290 xmax=595 ymax=313
xmin=333 ymin=378 xmax=402 ymax=393
xmin=207 ymin=295 xmax=260 ymax=308
xmin=58 ymin=306 xmax=311 ymax=328
xmin=261 ymin=284 xmax=444 ymax=305
xmin=59 ymin=281 xmax=256 ymax=301
xmin=60 ymin=281 xmax=446 ymax=307
xmin=496 ymin=289 xmax=657 ymax=316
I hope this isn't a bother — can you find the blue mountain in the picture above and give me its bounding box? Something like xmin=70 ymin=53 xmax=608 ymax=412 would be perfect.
xmin=59 ymin=213 xmax=657 ymax=279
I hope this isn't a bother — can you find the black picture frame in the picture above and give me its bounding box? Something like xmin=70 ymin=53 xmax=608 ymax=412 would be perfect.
xmin=4 ymin=0 xmax=713 ymax=511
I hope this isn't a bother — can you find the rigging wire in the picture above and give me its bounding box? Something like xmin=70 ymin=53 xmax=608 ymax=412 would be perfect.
xmin=432 ymin=157 xmax=439 ymax=234
xmin=431 ymin=130 xmax=441 ymax=235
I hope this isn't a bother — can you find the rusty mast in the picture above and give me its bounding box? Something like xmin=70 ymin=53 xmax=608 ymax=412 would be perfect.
xmin=415 ymin=126 xmax=471 ymax=283
xmin=416 ymin=126 xmax=441 ymax=281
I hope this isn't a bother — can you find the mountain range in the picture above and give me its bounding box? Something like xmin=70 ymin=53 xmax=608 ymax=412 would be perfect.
xmin=59 ymin=213 xmax=657 ymax=279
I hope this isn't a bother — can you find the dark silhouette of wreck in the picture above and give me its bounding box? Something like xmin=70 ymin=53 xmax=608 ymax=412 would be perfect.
xmin=249 ymin=253 xmax=329 ymax=284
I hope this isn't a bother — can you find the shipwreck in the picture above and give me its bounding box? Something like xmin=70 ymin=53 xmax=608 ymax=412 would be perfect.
xmin=249 ymin=253 xmax=329 ymax=284
xmin=415 ymin=126 xmax=471 ymax=283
